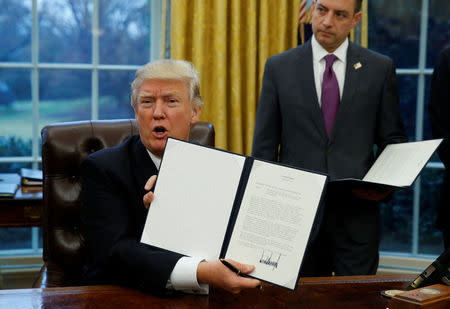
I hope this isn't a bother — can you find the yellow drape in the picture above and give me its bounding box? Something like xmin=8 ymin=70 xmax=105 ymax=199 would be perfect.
xmin=169 ymin=0 xmax=299 ymax=155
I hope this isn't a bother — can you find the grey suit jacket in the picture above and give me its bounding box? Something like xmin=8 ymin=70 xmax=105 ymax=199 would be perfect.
xmin=252 ymin=40 xmax=407 ymax=180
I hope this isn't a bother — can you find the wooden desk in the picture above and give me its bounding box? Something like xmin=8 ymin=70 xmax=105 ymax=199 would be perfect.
xmin=0 ymin=185 xmax=43 ymax=227
xmin=0 ymin=275 xmax=415 ymax=309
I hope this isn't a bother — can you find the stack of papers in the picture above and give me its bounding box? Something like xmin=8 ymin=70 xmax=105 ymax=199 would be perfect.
xmin=0 ymin=173 xmax=20 ymax=198
xmin=20 ymin=168 xmax=43 ymax=186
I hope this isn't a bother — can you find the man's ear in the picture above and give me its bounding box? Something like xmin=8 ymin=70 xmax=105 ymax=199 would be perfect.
xmin=190 ymin=106 xmax=201 ymax=124
xmin=352 ymin=11 xmax=362 ymax=29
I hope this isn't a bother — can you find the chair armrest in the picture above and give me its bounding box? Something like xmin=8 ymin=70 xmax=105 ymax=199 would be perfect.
xmin=32 ymin=261 xmax=82 ymax=288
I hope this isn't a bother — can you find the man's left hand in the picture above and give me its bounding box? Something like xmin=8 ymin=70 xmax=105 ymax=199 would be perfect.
xmin=143 ymin=175 xmax=157 ymax=209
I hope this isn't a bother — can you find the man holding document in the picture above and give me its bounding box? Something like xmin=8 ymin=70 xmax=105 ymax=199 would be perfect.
xmin=80 ymin=59 xmax=260 ymax=295
xmin=140 ymin=137 xmax=327 ymax=290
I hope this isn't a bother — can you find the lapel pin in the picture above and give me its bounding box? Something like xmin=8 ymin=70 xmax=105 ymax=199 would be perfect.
xmin=354 ymin=62 xmax=362 ymax=70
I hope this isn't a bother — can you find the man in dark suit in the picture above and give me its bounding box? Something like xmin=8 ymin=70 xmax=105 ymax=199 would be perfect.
xmin=429 ymin=46 xmax=450 ymax=250
xmin=81 ymin=59 xmax=260 ymax=294
xmin=252 ymin=0 xmax=407 ymax=276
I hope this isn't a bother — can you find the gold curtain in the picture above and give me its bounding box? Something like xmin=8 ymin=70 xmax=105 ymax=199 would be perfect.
xmin=169 ymin=0 xmax=299 ymax=155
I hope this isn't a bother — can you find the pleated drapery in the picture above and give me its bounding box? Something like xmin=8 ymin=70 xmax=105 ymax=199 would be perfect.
xmin=169 ymin=0 xmax=299 ymax=155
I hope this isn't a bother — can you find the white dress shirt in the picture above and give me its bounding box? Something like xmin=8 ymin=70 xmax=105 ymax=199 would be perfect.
xmin=147 ymin=149 xmax=209 ymax=294
xmin=311 ymin=35 xmax=348 ymax=106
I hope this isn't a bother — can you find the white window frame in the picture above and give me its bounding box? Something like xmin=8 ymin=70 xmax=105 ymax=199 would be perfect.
xmin=0 ymin=0 xmax=444 ymax=274
xmin=378 ymin=0 xmax=444 ymax=269
xmin=0 ymin=0 xmax=163 ymax=258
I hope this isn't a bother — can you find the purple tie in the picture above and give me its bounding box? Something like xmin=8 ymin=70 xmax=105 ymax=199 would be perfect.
xmin=321 ymin=54 xmax=340 ymax=138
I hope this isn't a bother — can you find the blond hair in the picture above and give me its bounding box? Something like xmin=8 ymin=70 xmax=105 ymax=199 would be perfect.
xmin=131 ymin=59 xmax=203 ymax=109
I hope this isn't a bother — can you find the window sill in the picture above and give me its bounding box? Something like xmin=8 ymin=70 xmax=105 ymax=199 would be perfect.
xmin=378 ymin=253 xmax=434 ymax=275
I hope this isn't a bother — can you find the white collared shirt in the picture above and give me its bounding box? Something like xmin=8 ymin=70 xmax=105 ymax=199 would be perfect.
xmin=311 ymin=35 xmax=348 ymax=106
xmin=146 ymin=148 xmax=209 ymax=294
xmin=147 ymin=150 xmax=161 ymax=170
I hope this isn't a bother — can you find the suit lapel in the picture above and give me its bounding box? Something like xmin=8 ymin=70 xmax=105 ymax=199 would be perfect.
xmin=330 ymin=42 xmax=362 ymax=140
xmin=296 ymin=41 xmax=328 ymax=140
xmin=131 ymin=137 xmax=158 ymax=207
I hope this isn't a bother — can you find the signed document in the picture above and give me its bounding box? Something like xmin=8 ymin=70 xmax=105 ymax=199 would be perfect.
xmin=141 ymin=138 xmax=327 ymax=290
xmin=224 ymin=160 xmax=326 ymax=289
xmin=331 ymin=139 xmax=442 ymax=190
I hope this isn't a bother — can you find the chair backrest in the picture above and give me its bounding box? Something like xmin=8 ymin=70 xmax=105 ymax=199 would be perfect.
xmin=36 ymin=119 xmax=214 ymax=287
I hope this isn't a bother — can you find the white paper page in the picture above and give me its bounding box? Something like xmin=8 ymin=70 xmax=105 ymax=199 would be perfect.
xmin=224 ymin=160 xmax=327 ymax=290
xmin=363 ymin=139 xmax=442 ymax=187
xmin=140 ymin=139 xmax=245 ymax=260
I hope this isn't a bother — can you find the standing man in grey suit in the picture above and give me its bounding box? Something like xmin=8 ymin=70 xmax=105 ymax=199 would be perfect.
xmin=252 ymin=0 xmax=407 ymax=276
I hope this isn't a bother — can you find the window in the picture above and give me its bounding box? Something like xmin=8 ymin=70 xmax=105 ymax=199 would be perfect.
xmin=0 ymin=0 xmax=165 ymax=255
xmin=369 ymin=0 xmax=449 ymax=259
xmin=1 ymin=0 xmax=448 ymax=268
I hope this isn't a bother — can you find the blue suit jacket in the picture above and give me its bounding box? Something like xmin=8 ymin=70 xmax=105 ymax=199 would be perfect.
xmin=81 ymin=135 xmax=183 ymax=293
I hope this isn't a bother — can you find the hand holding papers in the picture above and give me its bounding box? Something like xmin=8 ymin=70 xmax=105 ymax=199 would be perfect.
xmin=140 ymin=138 xmax=327 ymax=290
xmin=363 ymin=139 xmax=442 ymax=187
xmin=331 ymin=139 xmax=443 ymax=191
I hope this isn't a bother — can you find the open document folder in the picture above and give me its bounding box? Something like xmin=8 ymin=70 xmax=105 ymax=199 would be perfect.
xmin=141 ymin=138 xmax=327 ymax=290
xmin=330 ymin=139 xmax=443 ymax=190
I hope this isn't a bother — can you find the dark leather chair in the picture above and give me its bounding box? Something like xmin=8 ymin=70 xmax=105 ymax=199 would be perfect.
xmin=33 ymin=119 xmax=215 ymax=288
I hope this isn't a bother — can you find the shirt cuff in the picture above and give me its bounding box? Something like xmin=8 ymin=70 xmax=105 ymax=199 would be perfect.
xmin=168 ymin=256 xmax=209 ymax=294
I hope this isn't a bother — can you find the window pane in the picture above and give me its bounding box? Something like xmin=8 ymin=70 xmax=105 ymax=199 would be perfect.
xmin=99 ymin=70 xmax=135 ymax=119
xmin=0 ymin=0 xmax=32 ymax=62
xmin=39 ymin=226 xmax=43 ymax=247
xmin=423 ymin=75 xmax=433 ymax=141
xmin=0 ymin=228 xmax=31 ymax=250
xmin=368 ymin=0 xmax=421 ymax=68
xmin=0 ymin=163 xmax=33 ymax=176
xmin=398 ymin=75 xmax=417 ymax=141
xmin=99 ymin=0 xmax=151 ymax=65
xmin=38 ymin=0 xmax=92 ymax=63
xmin=0 ymin=162 xmax=42 ymax=252
xmin=427 ymin=0 xmax=450 ymax=68
xmin=39 ymin=69 xmax=92 ymax=130
xmin=419 ymin=168 xmax=446 ymax=255
xmin=380 ymin=190 xmax=413 ymax=253
xmin=422 ymin=75 xmax=443 ymax=164
xmin=0 ymin=69 xmax=32 ymax=157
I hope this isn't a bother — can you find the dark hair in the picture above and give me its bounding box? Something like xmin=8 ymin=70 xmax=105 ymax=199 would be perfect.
xmin=355 ymin=0 xmax=362 ymax=13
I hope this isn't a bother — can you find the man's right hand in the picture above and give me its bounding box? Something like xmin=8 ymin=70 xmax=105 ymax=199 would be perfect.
xmin=196 ymin=260 xmax=261 ymax=294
